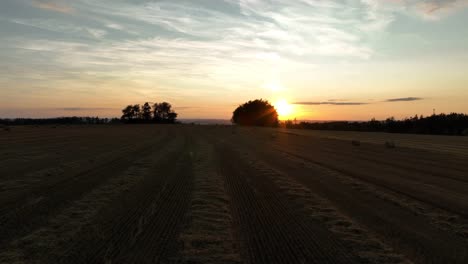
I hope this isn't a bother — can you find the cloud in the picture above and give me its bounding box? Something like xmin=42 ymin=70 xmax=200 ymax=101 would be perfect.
xmin=32 ymin=0 xmax=74 ymax=14
xmin=5 ymin=0 xmax=384 ymax=98
xmin=58 ymin=107 xmax=115 ymax=111
xmin=375 ymin=0 xmax=468 ymax=20
xmin=2 ymin=0 xmax=464 ymax=114
xmin=358 ymin=0 xmax=468 ymax=21
xmin=413 ymin=0 xmax=468 ymax=19
xmin=75 ymin=0 xmax=375 ymax=59
xmin=174 ymin=106 xmax=200 ymax=110
xmin=294 ymin=97 xmax=424 ymax=105
xmin=10 ymin=18 xmax=107 ymax=39
xmin=293 ymin=102 xmax=368 ymax=106
xmin=385 ymin=97 xmax=423 ymax=102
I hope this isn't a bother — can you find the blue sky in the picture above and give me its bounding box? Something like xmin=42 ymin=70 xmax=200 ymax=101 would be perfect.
xmin=1 ymin=0 xmax=468 ymax=119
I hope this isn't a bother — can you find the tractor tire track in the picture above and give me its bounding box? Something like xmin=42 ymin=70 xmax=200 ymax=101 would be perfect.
xmin=60 ymin=132 xmax=194 ymax=264
xmin=0 ymin=135 xmax=180 ymax=263
xmin=176 ymin=138 xmax=241 ymax=264
xmin=0 ymin=131 xmax=172 ymax=248
xmin=217 ymin=142 xmax=361 ymax=264
xmin=248 ymin=143 xmax=468 ymax=263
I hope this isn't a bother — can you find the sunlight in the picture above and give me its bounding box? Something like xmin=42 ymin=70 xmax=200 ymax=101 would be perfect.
xmin=274 ymin=99 xmax=294 ymax=119
xmin=263 ymin=82 xmax=284 ymax=92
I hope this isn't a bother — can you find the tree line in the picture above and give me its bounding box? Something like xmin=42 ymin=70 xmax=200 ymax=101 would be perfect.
xmin=282 ymin=113 xmax=468 ymax=136
xmin=121 ymin=102 xmax=178 ymax=124
xmin=0 ymin=117 xmax=120 ymax=126
xmin=0 ymin=101 xmax=179 ymax=126
xmin=231 ymin=99 xmax=468 ymax=136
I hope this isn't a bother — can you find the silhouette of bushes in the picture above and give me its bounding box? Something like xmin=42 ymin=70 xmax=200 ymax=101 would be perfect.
xmin=232 ymin=99 xmax=278 ymax=127
xmin=0 ymin=117 xmax=117 ymax=126
xmin=283 ymin=113 xmax=468 ymax=136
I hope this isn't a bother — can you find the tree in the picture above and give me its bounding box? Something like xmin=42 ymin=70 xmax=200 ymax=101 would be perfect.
xmin=153 ymin=102 xmax=178 ymax=123
xmin=142 ymin=102 xmax=152 ymax=121
xmin=121 ymin=105 xmax=134 ymax=121
xmin=232 ymin=99 xmax=278 ymax=126
xmin=121 ymin=101 xmax=178 ymax=124
xmin=132 ymin=104 xmax=141 ymax=120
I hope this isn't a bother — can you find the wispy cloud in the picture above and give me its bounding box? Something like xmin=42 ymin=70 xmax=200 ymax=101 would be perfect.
xmin=295 ymin=96 xmax=424 ymax=105
xmin=413 ymin=0 xmax=468 ymax=19
xmin=4 ymin=0 xmax=385 ymax=99
xmin=10 ymin=18 xmax=107 ymax=39
xmin=385 ymin=97 xmax=423 ymax=102
xmin=14 ymin=0 xmax=465 ymax=88
xmin=293 ymin=102 xmax=368 ymax=106
xmin=1 ymin=0 xmax=466 ymax=119
xmin=32 ymin=0 xmax=74 ymax=14
xmin=59 ymin=107 xmax=115 ymax=111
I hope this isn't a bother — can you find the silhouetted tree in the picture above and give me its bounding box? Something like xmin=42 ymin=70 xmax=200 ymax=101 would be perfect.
xmin=121 ymin=105 xmax=134 ymax=121
xmin=142 ymin=102 xmax=152 ymax=121
xmin=153 ymin=102 xmax=178 ymax=123
xmin=132 ymin=104 xmax=141 ymax=120
xmin=232 ymin=99 xmax=278 ymax=127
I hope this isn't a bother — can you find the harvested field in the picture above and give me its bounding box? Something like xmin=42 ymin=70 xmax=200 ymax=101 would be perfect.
xmin=1 ymin=125 xmax=467 ymax=263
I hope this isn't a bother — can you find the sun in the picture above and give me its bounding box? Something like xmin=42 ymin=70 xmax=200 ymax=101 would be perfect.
xmin=274 ymin=99 xmax=294 ymax=119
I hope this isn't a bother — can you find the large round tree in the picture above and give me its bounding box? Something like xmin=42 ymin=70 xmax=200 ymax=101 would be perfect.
xmin=232 ymin=99 xmax=279 ymax=126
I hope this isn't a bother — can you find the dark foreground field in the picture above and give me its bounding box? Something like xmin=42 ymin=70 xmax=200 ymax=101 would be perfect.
xmin=1 ymin=125 xmax=467 ymax=264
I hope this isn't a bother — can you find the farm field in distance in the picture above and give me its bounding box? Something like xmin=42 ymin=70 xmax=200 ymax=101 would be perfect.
xmin=1 ymin=125 xmax=467 ymax=264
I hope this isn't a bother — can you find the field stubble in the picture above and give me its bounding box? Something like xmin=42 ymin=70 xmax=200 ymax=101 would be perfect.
xmin=0 ymin=125 xmax=467 ymax=263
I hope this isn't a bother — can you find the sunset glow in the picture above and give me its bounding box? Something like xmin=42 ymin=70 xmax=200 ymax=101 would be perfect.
xmin=274 ymin=99 xmax=294 ymax=120
xmin=1 ymin=1 xmax=468 ymax=120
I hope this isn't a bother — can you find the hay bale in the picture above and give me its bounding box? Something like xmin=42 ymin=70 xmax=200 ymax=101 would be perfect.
xmin=385 ymin=141 xmax=396 ymax=148
xmin=351 ymin=140 xmax=361 ymax=146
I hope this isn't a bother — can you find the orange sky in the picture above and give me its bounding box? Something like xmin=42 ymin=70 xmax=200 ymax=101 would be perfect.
xmin=1 ymin=0 xmax=468 ymax=120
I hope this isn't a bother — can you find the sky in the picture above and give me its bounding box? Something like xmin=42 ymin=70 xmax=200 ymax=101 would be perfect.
xmin=1 ymin=0 xmax=468 ymax=120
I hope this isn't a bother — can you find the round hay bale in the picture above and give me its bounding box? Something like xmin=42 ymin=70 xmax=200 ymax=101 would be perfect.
xmin=385 ymin=141 xmax=396 ymax=148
